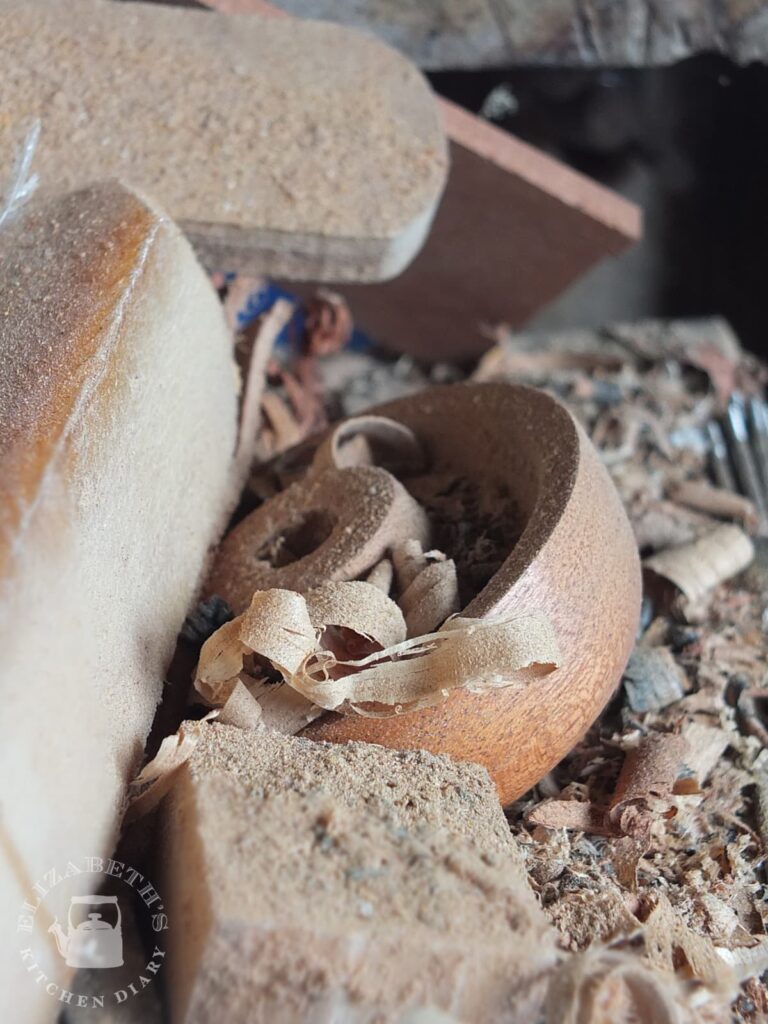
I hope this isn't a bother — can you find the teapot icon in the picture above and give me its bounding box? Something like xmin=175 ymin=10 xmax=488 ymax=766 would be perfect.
xmin=48 ymin=895 xmax=123 ymax=969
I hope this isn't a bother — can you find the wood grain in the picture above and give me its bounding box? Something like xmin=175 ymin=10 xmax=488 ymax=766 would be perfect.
xmin=302 ymin=383 xmax=641 ymax=805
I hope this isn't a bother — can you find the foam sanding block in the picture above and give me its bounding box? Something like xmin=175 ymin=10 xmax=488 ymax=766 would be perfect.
xmin=0 ymin=181 xmax=238 ymax=1023
xmin=0 ymin=0 xmax=448 ymax=281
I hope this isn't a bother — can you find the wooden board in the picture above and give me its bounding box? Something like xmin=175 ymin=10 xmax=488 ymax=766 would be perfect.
xmin=2 ymin=0 xmax=447 ymax=282
xmin=202 ymin=0 xmax=768 ymax=70
xmin=200 ymin=0 xmax=642 ymax=360
xmin=336 ymin=101 xmax=641 ymax=360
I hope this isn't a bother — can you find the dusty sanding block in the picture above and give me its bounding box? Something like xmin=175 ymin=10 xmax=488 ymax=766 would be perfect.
xmin=159 ymin=725 xmax=555 ymax=1023
xmin=0 ymin=181 xmax=238 ymax=1024
xmin=0 ymin=0 xmax=447 ymax=281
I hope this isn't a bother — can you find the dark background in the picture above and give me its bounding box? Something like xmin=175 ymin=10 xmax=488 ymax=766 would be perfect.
xmin=433 ymin=57 xmax=768 ymax=358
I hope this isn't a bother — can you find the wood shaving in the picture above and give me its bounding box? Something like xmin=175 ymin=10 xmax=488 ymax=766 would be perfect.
xmin=151 ymin=317 xmax=767 ymax=1018
xmin=640 ymin=893 xmax=737 ymax=997
xmin=668 ymin=480 xmax=761 ymax=534
xmin=217 ymin=679 xmax=265 ymax=731
xmin=471 ymin=318 xmax=767 ymax=1019
xmin=235 ymin=297 xmax=295 ymax=478
xmin=125 ymin=711 xmax=218 ymax=821
xmin=544 ymin=947 xmax=693 ymax=1024
xmin=298 ymin=610 xmax=559 ymax=716
xmin=312 ymin=414 xmax=425 ymax=477
xmin=398 ymin=557 xmax=460 ymax=637
xmin=609 ymin=733 xmax=689 ymax=839
xmin=195 ymin=581 xmax=559 ymax=718
xmin=643 ymin=524 xmax=755 ymax=605
xmin=365 ymin=558 xmax=394 ymax=594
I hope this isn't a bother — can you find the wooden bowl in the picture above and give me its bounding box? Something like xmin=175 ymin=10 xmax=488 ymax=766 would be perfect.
xmin=302 ymin=382 xmax=641 ymax=804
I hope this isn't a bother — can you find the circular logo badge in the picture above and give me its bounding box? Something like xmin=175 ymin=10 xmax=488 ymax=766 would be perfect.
xmin=17 ymin=855 xmax=168 ymax=1011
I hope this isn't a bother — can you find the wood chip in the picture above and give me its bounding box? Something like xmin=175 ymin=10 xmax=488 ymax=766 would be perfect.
xmin=640 ymin=894 xmax=736 ymax=998
xmin=668 ymin=480 xmax=760 ymax=533
xmin=609 ymin=734 xmax=689 ymax=839
xmin=643 ymin=524 xmax=755 ymax=604
xmin=526 ymin=800 xmax=613 ymax=836
xmin=399 ymin=557 xmax=460 ymax=637
xmin=365 ymin=558 xmax=394 ymax=594
xmin=125 ymin=712 xmax=219 ymax=821
xmin=622 ymin=647 xmax=688 ymax=713
xmin=311 ymin=414 xmax=426 ymax=476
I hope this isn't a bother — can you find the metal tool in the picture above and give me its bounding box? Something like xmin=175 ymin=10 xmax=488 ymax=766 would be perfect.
xmin=709 ymin=392 xmax=768 ymax=533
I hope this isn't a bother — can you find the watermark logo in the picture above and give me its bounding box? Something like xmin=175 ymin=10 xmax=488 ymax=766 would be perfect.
xmin=17 ymin=856 xmax=168 ymax=1011
xmin=49 ymin=894 xmax=124 ymax=969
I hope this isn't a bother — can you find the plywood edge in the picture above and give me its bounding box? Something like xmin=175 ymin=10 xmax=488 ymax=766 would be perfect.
xmin=440 ymin=98 xmax=642 ymax=245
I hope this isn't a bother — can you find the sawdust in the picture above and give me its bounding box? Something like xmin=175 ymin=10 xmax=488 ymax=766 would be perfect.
xmin=478 ymin=318 xmax=768 ymax=1021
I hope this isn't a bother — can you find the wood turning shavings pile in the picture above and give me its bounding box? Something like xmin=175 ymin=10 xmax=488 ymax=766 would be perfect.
xmin=476 ymin=317 xmax=768 ymax=1022
xmin=290 ymin=310 xmax=767 ymax=1020
xmin=134 ymin=295 xmax=768 ymax=1023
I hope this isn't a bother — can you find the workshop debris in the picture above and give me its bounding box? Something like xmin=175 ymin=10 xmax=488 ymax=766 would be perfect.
xmin=195 ymin=582 xmax=559 ymax=717
xmin=158 ymin=724 xmax=556 ymax=1024
xmin=622 ymin=647 xmax=688 ymax=713
xmin=1 ymin=0 xmax=447 ymax=281
xmin=394 ymin=543 xmax=461 ymax=637
xmin=312 ymin=414 xmax=426 ymax=476
xmin=643 ymin=524 xmax=755 ymax=610
xmin=667 ymin=480 xmax=760 ymax=533
xmin=235 ymin=297 xmax=295 ymax=478
xmin=131 ymin=316 xmax=767 ymax=1021
xmin=470 ymin=317 xmax=767 ymax=1019
xmin=544 ymin=946 xmax=707 ymax=1024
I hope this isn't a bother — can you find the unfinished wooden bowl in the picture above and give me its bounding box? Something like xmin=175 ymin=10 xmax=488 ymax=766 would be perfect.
xmin=302 ymin=382 xmax=641 ymax=804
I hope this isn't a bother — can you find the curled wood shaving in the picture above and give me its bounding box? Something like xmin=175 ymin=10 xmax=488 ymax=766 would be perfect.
xmin=195 ymin=581 xmax=560 ymax=719
xmin=235 ymin=297 xmax=295 ymax=477
xmin=217 ymin=680 xmax=264 ymax=731
xmin=311 ymin=414 xmax=425 ymax=476
xmin=298 ymin=611 xmax=559 ymax=716
xmin=527 ymin=733 xmax=690 ymax=865
xmin=240 ymin=588 xmax=316 ymax=677
xmin=194 ymin=617 xmax=249 ymax=703
xmin=641 ymin=894 xmax=737 ymax=997
xmin=643 ymin=524 xmax=754 ymax=605
xmin=125 ymin=712 xmax=218 ymax=821
xmin=609 ymin=733 xmax=689 ymax=839
xmin=545 ymin=948 xmax=690 ymax=1024
xmin=260 ymin=390 xmax=305 ymax=454
xmin=668 ymin=480 xmax=760 ymax=534
xmin=242 ymin=677 xmax=323 ymax=734
xmin=399 ymin=558 xmax=460 ymax=637
xmin=365 ymin=558 xmax=394 ymax=594
xmin=392 ymin=538 xmax=428 ymax=591
xmin=305 ymin=580 xmax=406 ymax=650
